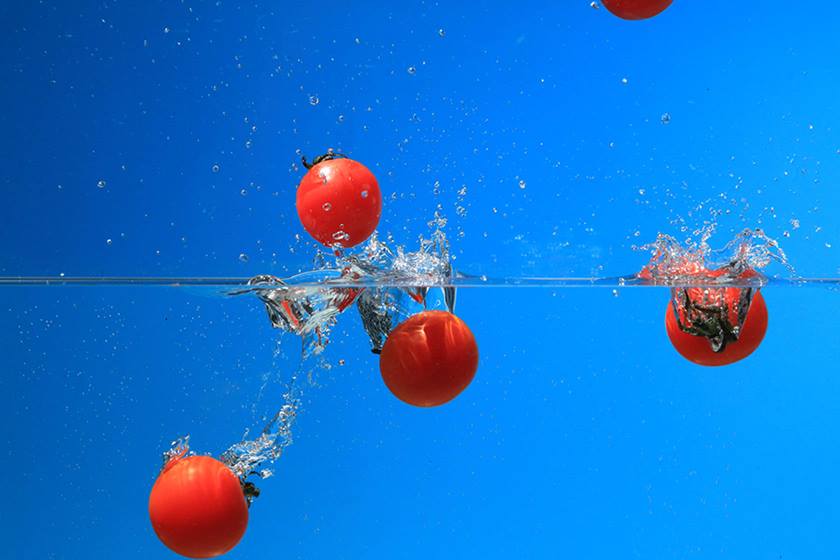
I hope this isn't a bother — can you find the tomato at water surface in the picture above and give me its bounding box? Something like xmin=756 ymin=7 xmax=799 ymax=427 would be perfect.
xmin=296 ymin=156 xmax=382 ymax=248
xmin=601 ymin=0 xmax=672 ymax=20
xmin=149 ymin=455 xmax=249 ymax=559
xmin=666 ymin=290 xmax=768 ymax=366
xmin=379 ymin=310 xmax=479 ymax=407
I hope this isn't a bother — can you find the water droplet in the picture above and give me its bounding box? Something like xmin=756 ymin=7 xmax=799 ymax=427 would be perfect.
xmin=332 ymin=230 xmax=349 ymax=241
xmin=211 ymin=164 xmax=220 ymax=173
xmin=407 ymin=66 xmax=417 ymax=75
xmin=309 ymin=95 xmax=320 ymax=106
xmin=97 ymin=179 xmax=107 ymax=189
xmin=661 ymin=112 xmax=672 ymax=125
xmin=322 ymin=202 xmax=332 ymax=211
xmin=239 ymin=253 xmax=249 ymax=262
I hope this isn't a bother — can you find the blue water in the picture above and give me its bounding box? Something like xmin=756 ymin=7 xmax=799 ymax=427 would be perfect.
xmin=2 ymin=1 xmax=840 ymax=558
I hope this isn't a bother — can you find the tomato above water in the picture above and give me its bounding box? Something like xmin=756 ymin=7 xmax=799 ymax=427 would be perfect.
xmin=149 ymin=455 xmax=248 ymax=559
xmin=296 ymin=156 xmax=382 ymax=248
xmin=666 ymin=290 xmax=768 ymax=366
xmin=601 ymin=0 xmax=672 ymax=20
xmin=379 ymin=310 xmax=479 ymax=407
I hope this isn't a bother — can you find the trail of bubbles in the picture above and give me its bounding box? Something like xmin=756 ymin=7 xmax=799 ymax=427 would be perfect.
xmin=220 ymin=380 xmax=302 ymax=480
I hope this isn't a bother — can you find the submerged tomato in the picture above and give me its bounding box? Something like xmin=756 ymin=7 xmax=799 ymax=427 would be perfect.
xmin=601 ymin=0 xmax=672 ymax=20
xmin=379 ymin=310 xmax=479 ymax=407
xmin=149 ymin=455 xmax=248 ymax=559
xmin=666 ymin=290 xmax=768 ymax=366
xmin=296 ymin=155 xmax=382 ymax=248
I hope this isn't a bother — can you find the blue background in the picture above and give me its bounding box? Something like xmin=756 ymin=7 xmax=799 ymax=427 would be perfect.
xmin=2 ymin=1 xmax=840 ymax=558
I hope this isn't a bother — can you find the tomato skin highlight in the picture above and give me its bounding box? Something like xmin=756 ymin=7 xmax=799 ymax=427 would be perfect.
xmin=296 ymin=158 xmax=382 ymax=248
xmin=601 ymin=0 xmax=672 ymax=20
xmin=665 ymin=291 xmax=768 ymax=366
xmin=149 ymin=456 xmax=248 ymax=559
xmin=379 ymin=310 xmax=479 ymax=407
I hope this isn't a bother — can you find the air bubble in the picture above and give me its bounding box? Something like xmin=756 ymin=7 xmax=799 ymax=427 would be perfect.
xmin=97 ymin=180 xmax=107 ymax=189
xmin=360 ymin=190 xmax=368 ymax=198
xmin=518 ymin=179 xmax=526 ymax=189
xmin=661 ymin=112 xmax=671 ymax=125
xmin=106 ymin=238 xmax=112 ymax=246
xmin=239 ymin=253 xmax=249 ymax=262
xmin=211 ymin=164 xmax=220 ymax=173
xmin=407 ymin=66 xmax=417 ymax=75
xmin=438 ymin=28 xmax=446 ymax=37
xmin=309 ymin=95 xmax=320 ymax=106
xmin=322 ymin=202 xmax=332 ymax=211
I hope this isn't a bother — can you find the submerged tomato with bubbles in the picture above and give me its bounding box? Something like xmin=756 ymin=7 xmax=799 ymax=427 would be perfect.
xmin=149 ymin=455 xmax=249 ymax=558
xmin=643 ymin=261 xmax=770 ymax=366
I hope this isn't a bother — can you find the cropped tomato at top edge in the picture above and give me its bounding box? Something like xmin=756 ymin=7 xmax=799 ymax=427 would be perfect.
xmin=379 ymin=310 xmax=479 ymax=407
xmin=601 ymin=0 xmax=672 ymax=20
xmin=296 ymin=157 xmax=382 ymax=248
xmin=148 ymin=455 xmax=249 ymax=559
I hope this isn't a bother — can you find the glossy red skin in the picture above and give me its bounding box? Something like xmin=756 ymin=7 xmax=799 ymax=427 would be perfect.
xmin=666 ymin=291 xmax=768 ymax=366
xmin=602 ymin=0 xmax=672 ymax=20
xmin=296 ymin=158 xmax=382 ymax=248
xmin=149 ymin=456 xmax=248 ymax=559
xmin=379 ymin=311 xmax=479 ymax=407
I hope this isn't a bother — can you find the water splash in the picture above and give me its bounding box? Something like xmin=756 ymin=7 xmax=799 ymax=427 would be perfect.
xmin=159 ymin=435 xmax=192 ymax=470
xmin=242 ymin=215 xmax=456 ymax=356
xmin=636 ymin=225 xmax=793 ymax=285
xmin=637 ymin=226 xmax=791 ymax=352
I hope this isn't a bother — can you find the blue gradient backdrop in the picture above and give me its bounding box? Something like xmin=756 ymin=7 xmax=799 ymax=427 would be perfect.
xmin=2 ymin=1 xmax=840 ymax=558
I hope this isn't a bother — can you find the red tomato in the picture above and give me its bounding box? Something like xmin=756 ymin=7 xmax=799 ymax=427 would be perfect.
xmin=666 ymin=290 xmax=768 ymax=366
xmin=149 ymin=455 xmax=248 ymax=558
xmin=296 ymin=155 xmax=382 ymax=248
xmin=379 ymin=310 xmax=479 ymax=407
xmin=601 ymin=0 xmax=672 ymax=20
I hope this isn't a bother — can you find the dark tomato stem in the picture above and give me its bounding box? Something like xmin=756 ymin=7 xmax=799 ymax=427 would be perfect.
xmin=301 ymin=152 xmax=348 ymax=170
